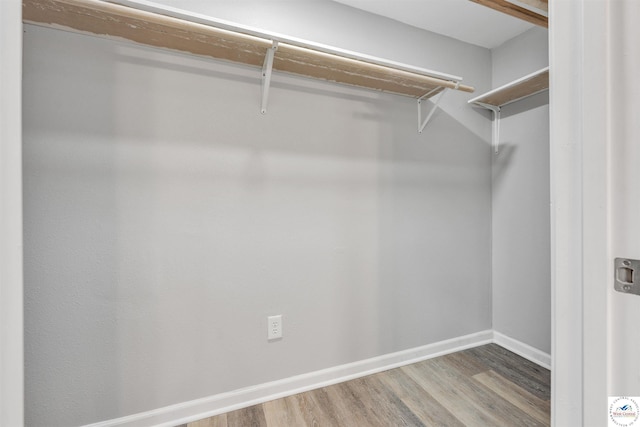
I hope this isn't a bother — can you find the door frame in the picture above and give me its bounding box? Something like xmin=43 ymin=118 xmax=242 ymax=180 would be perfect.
xmin=549 ymin=0 xmax=609 ymax=426
xmin=0 ymin=0 xmax=24 ymax=425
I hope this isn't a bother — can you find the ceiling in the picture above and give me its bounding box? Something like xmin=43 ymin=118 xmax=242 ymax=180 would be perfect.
xmin=332 ymin=0 xmax=535 ymax=49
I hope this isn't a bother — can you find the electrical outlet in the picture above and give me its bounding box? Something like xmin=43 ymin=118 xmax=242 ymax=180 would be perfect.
xmin=267 ymin=315 xmax=282 ymax=340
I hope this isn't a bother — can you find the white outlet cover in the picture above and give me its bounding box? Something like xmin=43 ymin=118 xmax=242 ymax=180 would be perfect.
xmin=267 ymin=315 xmax=282 ymax=340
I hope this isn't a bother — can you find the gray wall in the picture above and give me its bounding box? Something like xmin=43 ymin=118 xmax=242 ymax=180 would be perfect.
xmin=23 ymin=2 xmax=492 ymax=425
xmin=490 ymin=27 xmax=550 ymax=353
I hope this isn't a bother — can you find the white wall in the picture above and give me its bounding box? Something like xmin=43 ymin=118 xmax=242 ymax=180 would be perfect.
xmin=0 ymin=1 xmax=24 ymax=426
xmin=22 ymin=2 xmax=492 ymax=425
xmin=490 ymin=27 xmax=550 ymax=353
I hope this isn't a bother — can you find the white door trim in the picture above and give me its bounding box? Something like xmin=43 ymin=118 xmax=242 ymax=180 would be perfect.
xmin=0 ymin=0 xmax=24 ymax=425
xmin=549 ymin=0 xmax=609 ymax=425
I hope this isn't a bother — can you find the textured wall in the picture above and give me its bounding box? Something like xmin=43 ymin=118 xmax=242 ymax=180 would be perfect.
xmin=23 ymin=2 xmax=492 ymax=425
xmin=490 ymin=27 xmax=550 ymax=353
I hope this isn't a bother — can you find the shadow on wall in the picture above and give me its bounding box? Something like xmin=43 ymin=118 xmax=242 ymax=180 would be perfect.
xmin=373 ymin=102 xmax=493 ymax=355
xmin=104 ymin=46 xmax=489 ymax=167
xmin=492 ymin=143 xmax=517 ymax=190
xmin=22 ymin=26 xmax=124 ymax=427
xmin=486 ymin=90 xmax=549 ymax=191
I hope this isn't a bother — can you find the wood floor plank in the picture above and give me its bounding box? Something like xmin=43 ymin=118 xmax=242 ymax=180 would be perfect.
xmin=464 ymin=344 xmax=551 ymax=400
xmin=289 ymin=391 xmax=325 ymax=427
xmin=403 ymin=356 xmax=547 ymax=426
xmin=401 ymin=360 xmax=498 ymax=426
xmin=304 ymin=386 xmax=350 ymax=426
xmin=225 ymin=404 xmax=267 ymax=427
xmin=344 ymin=374 xmax=425 ymax=426
xmin=263 ymin=395 xmax=308 ymax=427
xmin=186 ymin=412 xmax=227 ymax=427
xmin=473 ymin=370 xmax=550 ymax=425
xmin=442 ymin=348 xmax=493 ymax=377
xmin=321 ymin=381 xmax=383 ymax=426
xmin=377 ymin=368 xmax=465 ymax=427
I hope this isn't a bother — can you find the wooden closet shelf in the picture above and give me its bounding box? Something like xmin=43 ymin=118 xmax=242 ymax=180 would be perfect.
xmin=468 ymin=67 xmax=549 ymax=109
xmin=23 ymin=0 xmax=475 ymax=100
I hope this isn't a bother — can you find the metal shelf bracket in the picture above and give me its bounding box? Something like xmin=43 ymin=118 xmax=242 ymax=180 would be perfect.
xmin=417 ymin=87 xmax=447 ymax=133
xmin=492 ymin=107 xmax=501 ymax=154
xmin=468 ymin=101 xmax=502 ymax=153
xmin=261 ymin=41 xmax=278 ymax=114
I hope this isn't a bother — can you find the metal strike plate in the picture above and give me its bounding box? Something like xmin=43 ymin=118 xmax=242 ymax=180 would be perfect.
xmin=615 ymin=258 xmax=640 ymax=296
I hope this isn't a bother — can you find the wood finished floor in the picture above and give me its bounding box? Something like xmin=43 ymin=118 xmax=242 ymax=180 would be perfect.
xmin=179 ymin=344 xmax=550 ymax=427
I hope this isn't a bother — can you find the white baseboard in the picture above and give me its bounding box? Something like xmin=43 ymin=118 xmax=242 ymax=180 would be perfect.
xmin=492 ymin=331 xmax=551 ymax=370
xmin=84 ymin=330 xmax=493 ymax=427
